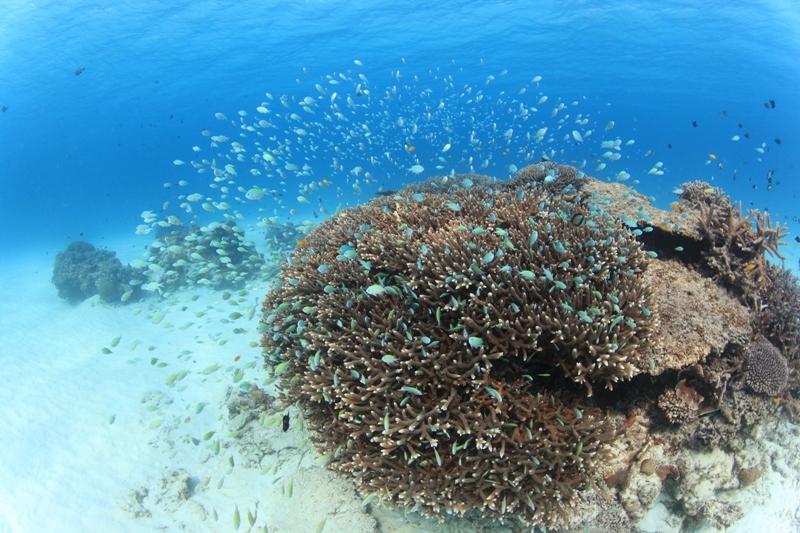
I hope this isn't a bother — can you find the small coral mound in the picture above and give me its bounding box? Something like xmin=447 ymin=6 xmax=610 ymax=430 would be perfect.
xmin=139 ymin=220 xmax=265 ymax=292
xmin=52 ymin=241 xmax=134 ymax=303
xmin=506 ymin=161 xmax=585 ymax=194
xmin=744 ymin=336 xmax=788 ymax=396
xmin=260 ymin=180 xmax=658 ymax=527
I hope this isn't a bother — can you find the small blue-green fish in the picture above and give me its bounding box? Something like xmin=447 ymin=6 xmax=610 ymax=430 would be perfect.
xmin=460 ymin=178 xmax=474 ymax=188
xmin=484 ymin=385 xmax=502 ymax=402
xmin=519 ymin=270 xmax=536 ymax=280
xmin=472 ymin=227 xmax=486 ymax=235
xmin=445 ymin=202 xmax=461 ymax=211
xmin=365 ymin=284 xmax=385 ymax=296
xmin=577 ymin=310 xmax=593 ymax=323
xmin=233 ymin=505 xmax=240 ymax=530
xmin=317 ymin=264 xmax=330 ymax=274
xmin=400 ymin=386 xmax=422 ymax=396
xmin=481 ymin=252 xmax=495 ymax=264
xmin=381 ymin=354 xmax=398 ymax=364
xmin=499 ymin=265 xmax=512 ymax=273
xmin=517 ymin=190 xmax=525 ymax=201
xmin=411 ymin=193 xmax=424 ymax=202
xmin=529 ymin=230 xmax=538 ymax=246
xmin=468 ymin=337 xmax=484 ymax=349
xmin=554 ymin=280 xmax=567 ymax=290
xmin=675 ymin=246 xmax=684 ymax=252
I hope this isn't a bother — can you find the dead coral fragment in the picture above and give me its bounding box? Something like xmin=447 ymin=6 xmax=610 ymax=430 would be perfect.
xmin=745 ymin=336 xmax=788 ymax=396
xmin=738 ymin=466 xmax=763 ymax=487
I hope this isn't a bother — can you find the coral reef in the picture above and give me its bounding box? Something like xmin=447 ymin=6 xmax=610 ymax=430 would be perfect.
xmin=256 ymin=161 xmax=800 ymax=530
xmin=744 ymin=336 xmax=789 ymax=396
xmin=259 ymin=172 xmax=661 ymax=528
xmin=52 ymin=241 xmax=134 ymax=303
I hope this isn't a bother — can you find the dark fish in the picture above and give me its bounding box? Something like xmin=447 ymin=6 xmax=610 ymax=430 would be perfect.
xmin=745 ymin=132 xmax=751 ymax=138
xmin=1 ymin=106 xmax=7 ymax=113
xmin=794 ymin=236 xmax=800 ymax=243
xmin=692 ymin=121 xmax=698 ymax=127
xmin=775 ymin=138 xmax=782 ymax=144
xmin=770 ymin=99 xmax=776 ymax=108
xmin=374 ymin=189 xmax=398 ymax=197
xmin=719 ymin=110 xmax=728 ymax=117
xmin=667 ymin=143 xmax=673 ymax=149
xmin=282 ymin=413 xmax=290 ymax=432
xmin=737 ymin=123 xmax=743 ymax=128
xmin=74 ymin=67 xmax=85 ymax=76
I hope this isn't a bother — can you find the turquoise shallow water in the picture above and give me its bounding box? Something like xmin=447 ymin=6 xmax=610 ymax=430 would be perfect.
xmin=1 ymin=1 xmax=799 ymax=532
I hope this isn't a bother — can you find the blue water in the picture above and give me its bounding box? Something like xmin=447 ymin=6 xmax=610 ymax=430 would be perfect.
xmin=1 ymin=0 xmax=798 ymax=270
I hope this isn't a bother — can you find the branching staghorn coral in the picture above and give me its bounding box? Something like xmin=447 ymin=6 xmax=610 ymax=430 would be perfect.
xmin=260 ymin=174 xmax=657 ymax=528
xmin=683 ymin=181 xmax=788 ymax=296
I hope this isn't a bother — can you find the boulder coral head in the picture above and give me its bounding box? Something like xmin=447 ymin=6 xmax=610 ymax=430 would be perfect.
xmin=745 ymin=336 xmax=789 ymax=397
xmin=260 ymin=173 xmax=658 ymax=528
xmin=52 ymin=240 xmax=133 ymax=303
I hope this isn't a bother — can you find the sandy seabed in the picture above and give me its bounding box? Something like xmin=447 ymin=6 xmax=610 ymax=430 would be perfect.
xmin=0 ymin=240 xmax=799 ymax=533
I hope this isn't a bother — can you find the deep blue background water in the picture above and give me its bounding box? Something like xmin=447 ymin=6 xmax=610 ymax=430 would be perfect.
xmin=1 ymin=0 xmax=798 ymax=270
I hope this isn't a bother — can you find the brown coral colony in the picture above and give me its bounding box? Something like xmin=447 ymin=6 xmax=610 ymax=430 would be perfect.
xmin=259 ymin=163 xmax=800 ymax=529
xmin=260 ymin=163 xmax=658 ymax=528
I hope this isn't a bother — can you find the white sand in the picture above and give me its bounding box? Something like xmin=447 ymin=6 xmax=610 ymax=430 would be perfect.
xmin=0 ymin=242 xmax=798 ymax=533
